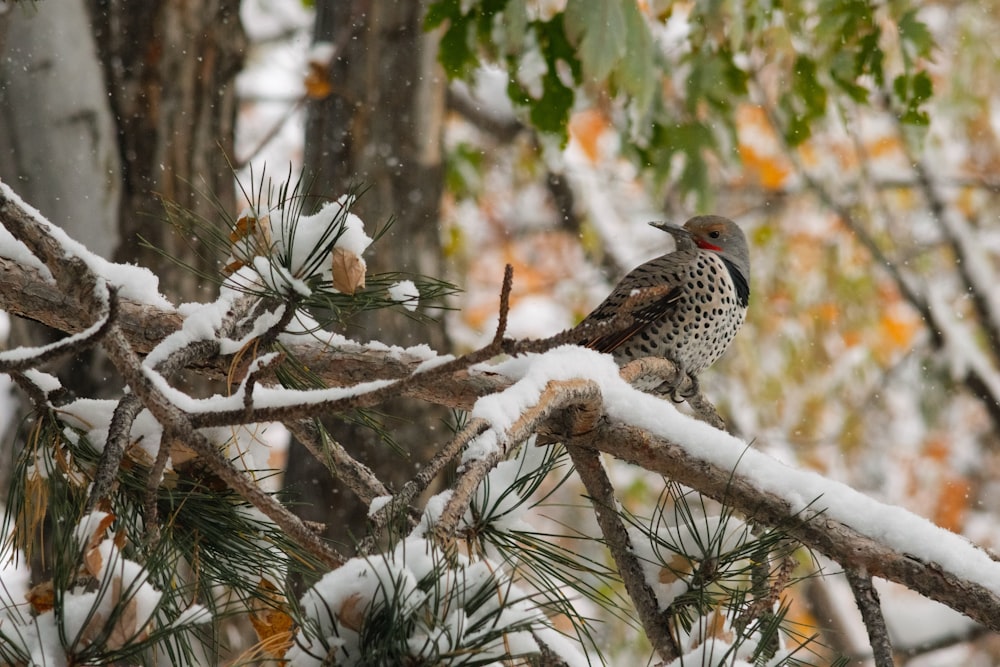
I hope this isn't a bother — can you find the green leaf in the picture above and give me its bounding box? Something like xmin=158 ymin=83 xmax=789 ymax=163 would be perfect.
xmin=896 ymin=70 xmax=933 ymax=126
xmin=898 ymin=9 xmax=934 ymax=62
xmin=816 ymin=0 xmax=872 ymax=45
xmin=856 ymin=31 xmax=885 ymax=87
xmin=893 ymin=72 xmax=909 ymax=101
xmin=613 ymin=0 xmax=656 ymax=113
xmin=912 ymin=69 xmax=933 ymax=102
xmin=793 ymin=55 xmax=827 ymax=119
xmin=665 ymin=121 xmax=716 ymax=206
xmin=830 ymin=52 xmax=869 ymax=103
xmin=438 ymin=18 xmax=477 ymax=78
xmin=564 ymin=0 xmax=628 ymax=82
xmin=424 ymin=0 xmax=460 ymax=30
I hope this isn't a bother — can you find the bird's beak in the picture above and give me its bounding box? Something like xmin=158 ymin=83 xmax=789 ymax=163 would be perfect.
xmin=649 ymin=221 xmax=691 ymax=238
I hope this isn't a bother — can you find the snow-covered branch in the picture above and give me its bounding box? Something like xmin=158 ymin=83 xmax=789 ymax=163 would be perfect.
xmin=4 ymin=178 xmax=1000 ymax=661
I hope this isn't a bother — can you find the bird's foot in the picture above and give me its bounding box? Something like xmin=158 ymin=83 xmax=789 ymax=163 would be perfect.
xmin=660 ymin=372 xmax=699 ymax=403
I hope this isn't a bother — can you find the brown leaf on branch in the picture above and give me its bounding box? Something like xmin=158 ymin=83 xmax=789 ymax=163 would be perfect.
xmin=331 ymin=246 xmax=366 ymax=294
xmin=249 ymin=578 xmax=296 ymax=658
xmin=26 ymin=580 xmax=56 ymax=613
xmin=224 ymin=212 xmax=272 ymax=276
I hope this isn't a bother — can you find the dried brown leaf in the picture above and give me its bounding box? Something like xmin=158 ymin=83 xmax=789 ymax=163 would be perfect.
xmin=331 ymin=247 xmax=366 ymax=295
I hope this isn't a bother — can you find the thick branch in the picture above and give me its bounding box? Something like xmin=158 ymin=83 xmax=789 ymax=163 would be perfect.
xmin=576 ymin=419 xmax=1000 ymax=631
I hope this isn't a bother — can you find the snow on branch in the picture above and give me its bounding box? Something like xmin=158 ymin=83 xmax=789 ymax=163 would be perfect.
xmin=4 ymin=178 xmax=1000 ymax=660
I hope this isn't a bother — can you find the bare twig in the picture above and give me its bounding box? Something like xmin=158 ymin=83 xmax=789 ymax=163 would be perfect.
xmin=286 ymin=419 xmax=389 ymax=506
xmin=8 ymin=371 xmax=54 ymax=409
xmin=845 ymin=568 xmax=894 ymax=667
xmin=85 ymin=393 xmax=143 ymax=513
xmin=0 ymin=288 xmax=118 ymax=372
xmin=368 ymin=417 xmax=491 ymax=536
xmin=434 ymin=379 xmax=603 ymax=542
xmin=567 ymin=444 xmax=680 ymax=662
xmin=493 ymin=264 xmax=514 ymax=346
xmin=144 ymin=430 xmax=173 ymax=546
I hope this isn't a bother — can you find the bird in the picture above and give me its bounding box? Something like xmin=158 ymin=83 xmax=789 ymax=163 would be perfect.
xmin=573 ymin=215 xmax=750 ymax=397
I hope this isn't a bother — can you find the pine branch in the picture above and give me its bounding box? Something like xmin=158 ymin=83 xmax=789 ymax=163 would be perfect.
xmin=845 ymin=568 xmax=894 ymax=667
xmin=0 ymin=189 xmax=347 ymax=570
xmin=567 ymin=444 xmax=680 ymax=662
xmin=5 ymin=180 xmax=1000 ymax=638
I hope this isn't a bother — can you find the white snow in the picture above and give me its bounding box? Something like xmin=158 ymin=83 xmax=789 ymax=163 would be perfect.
xmin=0 ymin=178 xmax=172 ymax=308
xmin=368 ymin=494 xmax=394 ymax=517
xmin=0 ymin=222 xmax=52 ymax=278
xmin=288 ymin=537 xmax=544 ymax=667
xmin=387 ymin=280 xmax=419 ymax=311
xmin=469 ymin=346 xmax=1000 ymax=598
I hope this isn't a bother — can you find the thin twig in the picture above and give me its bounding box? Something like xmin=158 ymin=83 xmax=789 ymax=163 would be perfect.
xmin=144 ymin=431 xmax=172 ymax=546
xmin=845 ymin=567 xmax=894 ymax=667
xmin=368 ymin=417 xmax=491 ymax=536
xmin=434 ymin=379 xmax=602 ymax=542
xmin=0 ymin=288 xmax=118 ymax=373
xmin=286 ymin=419 xmax=389 ymax=506
xmin=567 ymin=444 xmax=680 ymax=662
xmin=9 ymin=371 xmax=53 ymax=408
xmin=85 ymin=393 xmax=143 ymax=513
xmin=183 ymin=286 xmax=696 ymax=430
xmin=493 ymin=264 xmax=514 ymax=346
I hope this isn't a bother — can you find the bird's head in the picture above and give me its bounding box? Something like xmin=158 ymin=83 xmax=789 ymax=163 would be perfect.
xmin=650 ymin=216 xmax=750 ymax=278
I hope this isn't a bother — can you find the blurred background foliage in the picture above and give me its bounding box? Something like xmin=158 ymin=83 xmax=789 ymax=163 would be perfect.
xmin=233 ymin=0 xmax=1000 ymax=660
xmin=410 ymin=1 xmax=1000 ymax=661
xmin=3 ymin=0 xmax=1000 ymax=662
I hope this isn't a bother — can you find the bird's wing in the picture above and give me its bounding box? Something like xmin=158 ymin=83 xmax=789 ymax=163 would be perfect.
xmin=574 ymin=250 xmax=698 ymax=354
xmin=579 ymin=284 xmax=684 ymax=354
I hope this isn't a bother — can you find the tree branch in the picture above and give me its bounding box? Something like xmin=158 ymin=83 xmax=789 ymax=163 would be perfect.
xmin=845 ymin=568 xmax=894 ymax=667
xmin=578 ymin=418 xmax=1000 ymax=632
xmin=567 ymin=444 xmax=680 ymax=662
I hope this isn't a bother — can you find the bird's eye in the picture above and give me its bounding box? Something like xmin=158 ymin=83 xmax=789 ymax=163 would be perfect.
xmin=709 ymin=230 xmax=721 ymax=239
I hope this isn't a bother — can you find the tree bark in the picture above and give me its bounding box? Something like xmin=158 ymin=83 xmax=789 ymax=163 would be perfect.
xmin=286 ymin=0 xmax=449 ymax=544
xmin=86 ymin=0 xmax=246 ymax=304
xmin=0 ymin=0 xmax=123 ymax=494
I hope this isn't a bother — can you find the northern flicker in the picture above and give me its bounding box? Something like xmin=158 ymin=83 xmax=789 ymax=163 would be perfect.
xmin=575 ymin=215 xmax=750 ymax=393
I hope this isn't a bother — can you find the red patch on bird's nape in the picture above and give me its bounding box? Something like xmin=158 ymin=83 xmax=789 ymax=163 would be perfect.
xmin=694 ymin=238 xmax=722 ymax=251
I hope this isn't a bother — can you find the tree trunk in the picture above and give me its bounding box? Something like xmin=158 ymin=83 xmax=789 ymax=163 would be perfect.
xmin=0 ymin=0 xmax=123 ymax=494
xmin=87 ymin=0 xmax=246 ymax=304
xmin=286 ymin=0 xmax=450 ymax=543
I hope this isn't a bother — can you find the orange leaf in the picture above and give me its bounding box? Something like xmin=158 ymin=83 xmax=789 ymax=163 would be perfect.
xmin=83 ymin=543 xmax=105 ymax=578
xmin=304 ymin=61 xmax=333 ymax=100
xmin=569 ymin=109 xmax=609 ymax=163
xmin=26 ymin=580 xmax=55 ymax=613
xmin=249 ymin=579 xmax=296 ymax=658
xmin=934 ymin=476 xmax=971 ymax=533
xmin=84 ymin=512 xmax=116 ymax=552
